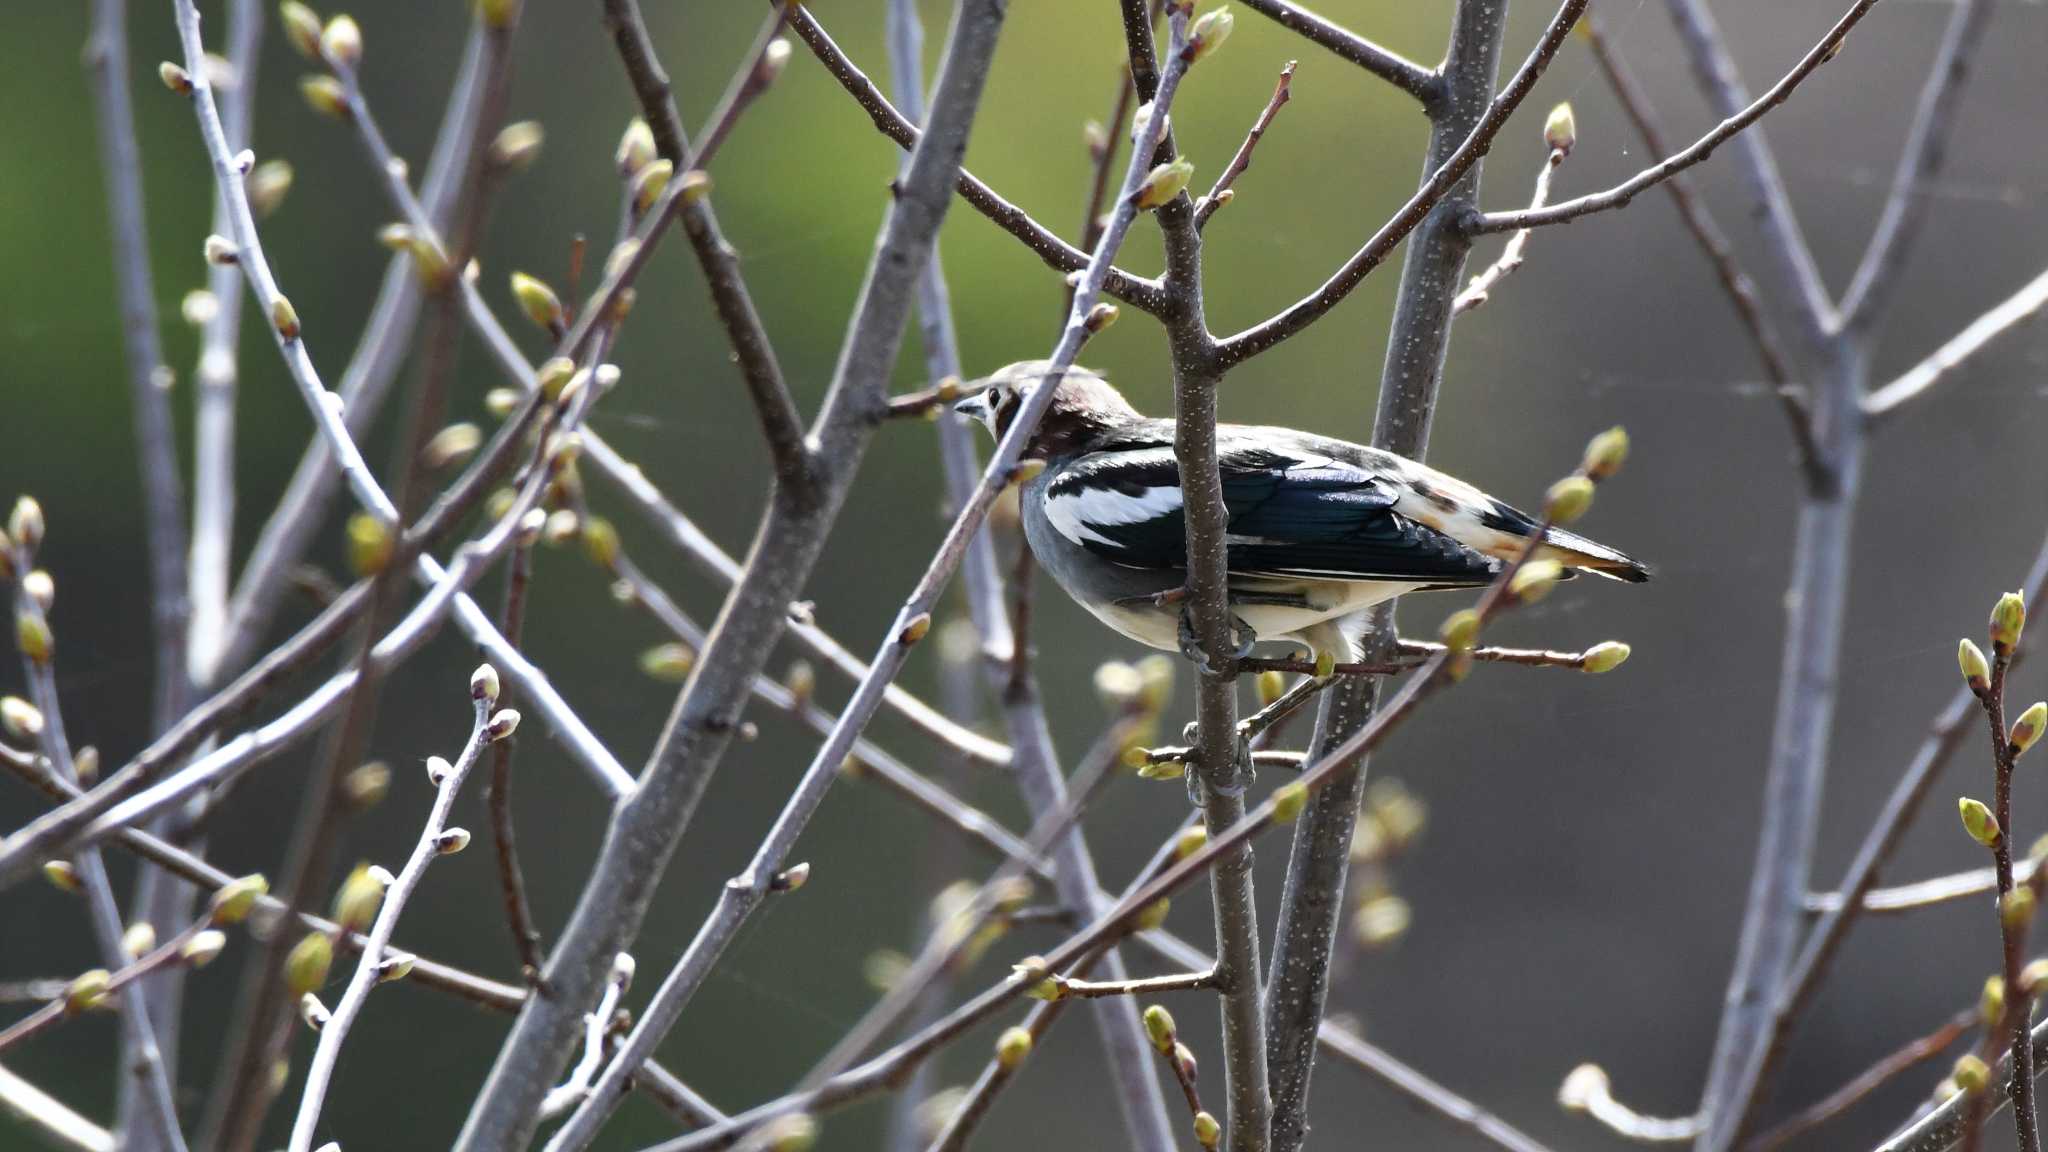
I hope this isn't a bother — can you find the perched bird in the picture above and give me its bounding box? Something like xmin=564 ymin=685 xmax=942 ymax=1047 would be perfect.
xmin=955 ymin=361 xmax=1648 ymax=667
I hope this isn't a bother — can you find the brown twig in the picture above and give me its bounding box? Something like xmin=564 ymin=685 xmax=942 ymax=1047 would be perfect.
xmin=1745 ymin=1010 xmax=1975 ymax=1152
xmin=488 ymin=524 xmax=548 ymax=991
xmin=1235 ymin=0 xmax=1435 ymax=104
xmin=1193 ymin=61 xmax=1295 ymax=230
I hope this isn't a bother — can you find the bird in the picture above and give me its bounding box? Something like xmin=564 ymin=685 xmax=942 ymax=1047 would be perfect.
xmin=953 ymin=360 xmax=1648 ymax=670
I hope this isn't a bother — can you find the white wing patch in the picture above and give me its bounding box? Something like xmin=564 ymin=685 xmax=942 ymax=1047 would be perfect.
xmin=1045 ymin=483 xmax=1183 ymax=548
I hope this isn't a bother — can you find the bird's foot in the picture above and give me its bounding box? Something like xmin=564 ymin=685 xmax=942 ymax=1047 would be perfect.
xmin=1176 ymin=602 xmax=1257 ymax=676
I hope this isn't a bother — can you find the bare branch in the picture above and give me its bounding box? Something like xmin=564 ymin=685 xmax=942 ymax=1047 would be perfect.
xmin=786 ymin=6 xmax=1169 ymax=315
xmin=1573 ymin=12 xmax=1823 ymax=489
xmin=287 ymin=692 xmax=494 ymax=1152
xmin=1746 ymin=1011 xmax=1974 ymax=1152
xmin=1213 ymin=0 xmax=1589 ymax=367
xmin=1452 ymin=144 xmax=1564 ymax=315
xmin=1236 ymin=0 xmax=1436 ymax=104
xmin=1194 ymin=61 xmax=1295 ymax=230
xmin=1837 ymin=0 xmax=1995 ymax=330
xmin=0 ymin=1061 xmax=114 ymax=1152
xmin=1863 ymin=266 xmax=2048 ymax=424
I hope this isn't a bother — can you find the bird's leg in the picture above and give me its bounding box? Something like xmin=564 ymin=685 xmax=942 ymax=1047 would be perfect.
xmin=1175 ymin=601 xmax=1257 ymax=676
xmin=1179 ymin=720 xmax=1256 ymax=806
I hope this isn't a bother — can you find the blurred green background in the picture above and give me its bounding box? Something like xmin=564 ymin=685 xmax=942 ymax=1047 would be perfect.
xmin=4 ymin=0 xmax=2048 ymax=1148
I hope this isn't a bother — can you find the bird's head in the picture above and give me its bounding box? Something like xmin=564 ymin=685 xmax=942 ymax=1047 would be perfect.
xmin=953 ymin=361 xmax=1142 ymax=459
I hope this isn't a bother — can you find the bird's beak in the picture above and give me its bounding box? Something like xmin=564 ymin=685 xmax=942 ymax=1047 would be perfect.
xmin=952 ymin=390 xmax=990 ymax=424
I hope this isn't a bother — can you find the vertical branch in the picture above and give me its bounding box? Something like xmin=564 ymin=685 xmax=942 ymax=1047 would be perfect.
xmin=884 ymin=1 xmax=1176 ymax=1147
xmin=451 ymin=5 xmax=1010 ymax=1148
xmin=1264 ymin=5 xmax=1510 ymax=1148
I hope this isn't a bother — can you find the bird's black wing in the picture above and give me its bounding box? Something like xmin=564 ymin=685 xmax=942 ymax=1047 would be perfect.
xmin=1041 ymin=440 xmax=1500 ymax=585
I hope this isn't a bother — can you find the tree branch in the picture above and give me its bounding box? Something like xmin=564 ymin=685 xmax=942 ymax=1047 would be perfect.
xmin=1212 ymin=0 xmax=1589 ymax=368
xmin=1862 ymin=265 xmax=2048 ymax=424
xmin=1836 ymin=0 xmax=1994 ymax=331
xmin=1194 ymin=61 xmax=1295 ymax=231
xmin=1235 ymin=0 xmax=1437 ymax=105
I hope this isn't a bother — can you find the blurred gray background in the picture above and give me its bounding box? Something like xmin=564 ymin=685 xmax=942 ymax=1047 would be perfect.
xmin=4 ymin=0 xmax=2048 ymax=1148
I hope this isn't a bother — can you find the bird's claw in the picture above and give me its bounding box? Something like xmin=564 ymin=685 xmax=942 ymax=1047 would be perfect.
xmin=1179 ymin=724 xmax=1256 ymax=807
xmin=1176 ymin=603 xmax=1256 ymax=676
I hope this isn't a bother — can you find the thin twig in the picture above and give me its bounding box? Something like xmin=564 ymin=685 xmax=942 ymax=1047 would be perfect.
xmin=1193 ymin=61 xmax=1295 ymax=230
xmin=1050 ymin=969 xmax=1219 ymax=999
xmin=1804 ymin=860 xmax=2038 ymax=915
xmin=1745 ymin=1010 xmax=1974 ymax=1152
xmin=1235 ymin=0 xmax=1436 ymax=104
xmin=1836 ymin=0 xmax=1994 ymax=330
xmin=1452 ymin=145 xmax=1563 ymax=315
xmin=488 ymin=525 xmax=548 ymax=989
xmin=286 ymin=692 xmax=494 ymax=1152
xmin=1574 ymin=12 xmax=1822 ymax=489
xmin=1214 ymin=0 xmax=1590 ymax=367
xmin=1863 ymin=266 xmax=2048 ymax=424
xmin=0 ymin=1060 xmax=115 ymax=1152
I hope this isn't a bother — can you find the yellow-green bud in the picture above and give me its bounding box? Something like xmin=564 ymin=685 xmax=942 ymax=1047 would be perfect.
xmin=1954 ymin=1053 xmax=1990 ymax=1095
xmin=65 ymin=969 xmax=111 ymax=1015
xmin=271 ymin=294 xmax=302 ymax=341
xmin=182 ymin=929 xmax=228 ymax=967
xmin=435 ymin=827 xmax=470 ymax=854
xmin=1271 ymin=780 xmax=1308 ymax=823
xmin=1255 ymin=669 xmax=1287 ymax=707
xmin=1960 ymin=796 xmax=2001 ymax=846
xmin=1014 ymin=958 xmax=1060 ymax=1001
xmin=320 ymin=15 xmax=361 ymax=67
xmin=299 ymin=74 xmax=349 ymax=120
xmin=1188 ymin=6 xmax=1234 ymax=61
xmin=762 ymin=1113 xmax=818 ymax=1152
xmin=534 ymin=356 xmax=576 ymax=402
xmin=285 ymin=932 xmax=333 ymax=998
xmin=1193 ymin=1111 xmax=1222 ymax=1149
xmin=17 ymin=612 xmax=52 ymax=665
xmin=2 ymin=695 xmax=45 ymax=739
xmin=1961 ymin=638 xmax=1992 ymax=693
xmin=489 ymin=121 xmax=544 ymax=171
xmin=2024 ymin=959 xmax=2048 ymax=996
xmin=1545 ymin=475 xmax=1595 ymax=524
xmin=210 ymin=874 xmax=269 ymax=925
xmin=1993 ymin=591 xmax=2027 ymax=654
xmin=1509 ymin=559 xmax=1564 ymax=604
xmin=345 ymin=511 xmax=392 ymax=576
xmin=578 ymin=517 xmax=619 ymax=570
xmin=1174 ymin=824 xmax=1209 ymax=860
xmin=160 ymin=61 xmax=194 ymax=94
xmin=1084 ymin=302 xmax=1119 ymax=333
xmin=43 ymin=860 xmax=80 ymax=894
xmin=2014 ymin=702 xmax=2048 ymax=757
xmin=377 ymin=951 xmax=414 ymax=983
xmin=1093 ymin=660 xmax=1144 ymax=711
xmin=631 ymin=159 xmax=673 ymax=215
xmin=995 ymin=1026 xmax=1033 ymax=1070
xmin=332 ymin=862 xmax=391 ymax=934
xmin=1984 ymin=974 xmax=2008 ymax=1024
xmin=204 ymin=234 xmax=239 ymax=266
xmin=1581 ymin=426 xmax=1629 ymax=481
xmin=639 ymin=642 xmax=696 ymax=682
xmin=1581 ymin=641 xmax=1632 ymax=674
xmin=1544 ymin=102 xmax=1576 ymax=154
xmin=1439 ymin=608 xmax=1481 ymax=652
xmin=1135 ymin=656 xmax=1180 ymax=711
xmin=343 ymin=760 xmax=390 ymax=811
xmin=509 ymin=272 xmax=563 ymax=332
xmin=484 ymin=388 xmax=520 ymax=419
xmin=1134 ymin=159 xmax=1195 ymax=209
xmin=248 ymin=159 xmax=295 ymax=217
xmin=421 ymin=422 xmax=482 ymax=471
xmin=72 ymin=745 xmax=97 ymax=785
xmin=1353 ymin=893 xmax=1412 ymax=949
xmin=616 ymin=118 xmax=657 ymax=176
xmin=679 ymin=169 xmax=714 ymax=205
xmin=1136 ymin=760 xmax=1186 ymax=781
xmin=1134 ymin=898 xmax=1171 ymax=931
xmin=2005 ymin=886 xmax=2037 ymax=930
xmin=1143 ymin=1004 xmax=1176 ymax=1051
xmin=1174 ymin=1041 xmax=1197 ymax=1080
xmin=122 ymin=922 xmax=156 ymax=959
xmin=281 ymin=2 xmax=324 ymax=58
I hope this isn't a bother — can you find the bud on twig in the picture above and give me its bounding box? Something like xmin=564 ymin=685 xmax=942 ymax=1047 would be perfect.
xmin=2014 ymin=702 xmax=2047 ymax=758
xmin=898 ymin=613 xmax=933 ymax=646
xmin=1993 ymin=591 xmax=2027 ymax=654
xmin=1255 ymin=669 xmax=1287 ymax=707
xmin=1581 ymin=641 xmax=1631 ymax=674
xmin=122 ymin=922 xmax=156 ymax=959
xmin=204 ymin=234 xmax=239 ymax=266
xmin=320 ymin=15 xmax=362 ymax=67
xmin=486 ymin=709 xmax=521 ymax=742
xmin=210 ymin=874 xmax=268 ymax=925
xmin=1188 ymin=7 xmax=1234 ymax=62
xmin=536 ymin=356 xmax=576 ymax=401
xmin=616 ymin=118 xmax=656 ymax=177
xmin=43 ymin=860 xmax=81 ymax=894
xmin=1174 ymin=825 xmax=1208 ymax=860
xmin=995 ymin=1026 xmax=1033 ymax=1070
xmin=345 ymin=511 xmax=391 ymax=576
xmin=332 ymin=863 xmax=391 ymax=934
xmin=1271 ymin=781 xmax=1308 ymax=823
xmin=489 ymin=121 xmax=544 ymax=171
xmin=286 ymin=932 xmax=334 ymax=998
xmin=1954 ymin=1053 xmax=1991 ymax=1095
xmin=631 ymin=159 xmax=673 ymax=216
xmin=1960 ymin=796 xmax=2001 ymax=846
xmin=299 ymin=74 xmax=349 ymax=120
xmin=1581 ymin=426 xmax=1629 ymax=482
xmin=1133 ymin=159 xmax=1195 ymax=210
xmin=17 ymin=612 xmax=52 ymax=666
xmin=1545 ymin=475 xmax=1594 ymax=524
xmin=1143 ymin=1004 xmax=1176 ymax=1052
xmin=1543 ymin=102 xmax=1576 ymax=155
xmin=2006 ymin=886 xmax=2037 ymax=930
xmin=771 ymin=862 xmax=810 ymax=892
xmin=1439 ymin=608 xmax=1480 ymax=652
xmin=436 ymin=827 xmax=471 ymax=855
xmin=421 ymin=422 xmax=482 ymax=470
xmin=248 ymin=159 xmax=295 ymax=217
xmin=1084 ymin=302 xmax=1119 ymax=333
xmin=1960 ymin=638 xmax=1991 ymax=695
xmin=65 ymin=970 xmax=111 ymax=1015
xmin=639 ymin=643 xmax=696 ymax=682
xmin=471 ymin=663 xmax=500 ymax=705
xmin=509 ymin=272 xmax=564 ymax=332
xmin=281 ymin=2 xmax=324 ymax=59
xmin=1983 ymin=974 xmax=2008 ymax=1025
xmin=1509 ymin=559 xmax=1563 ymax=604
xmin=2 ymin=695 xmax=45 ymax=739
xmin=160 ymin=61 xmax=193 ymax=94
xmin=1193 ymin=1111 xmax=1222 ymax=1149
xmin=182 ymin=930 xmax=227 ymax=968
xmin=271 ymin=294 xmax=301 ymax=340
